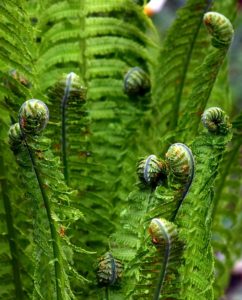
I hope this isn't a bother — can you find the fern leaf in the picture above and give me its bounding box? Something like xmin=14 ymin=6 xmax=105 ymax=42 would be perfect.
xmin=212 ymin=112 xmax=242 ymax=299
xmin=177 ymin=108 xmax=233 ymax=299
xmin=132 ymin=219 xmax=183 ymax=300
xmin=10 ymin=100 xmax=88 ymax=299
xmin=178 ymin=11 xmax=234 ymax=142
xmin=150 ymin=0 xmax=212 ymax=149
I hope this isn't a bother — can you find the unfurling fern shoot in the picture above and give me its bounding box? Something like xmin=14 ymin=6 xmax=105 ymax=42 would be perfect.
xmin=8 ymin=123 xmax=23 ymax=152
xmin=19 ymin=99 xmax=49 ymax=135
xmin=48 ymin=72 xmax=87 ymax=184
xmin=124 ymin=67 xmax=150 ymax=96
xmin=97 ymin=252 xmax=123 ymax=287
xmin=202 ymin=107 xmax=231 ymax=135
xmin=137 ymin=154 xmax=167 ymax=188
xmin=165 ymin=143 xmax=195 ymax=220
xmin=148 ymin=218 xmax=179 ymax=300
xmin=203 ymin=12 xmax=234 ymax=48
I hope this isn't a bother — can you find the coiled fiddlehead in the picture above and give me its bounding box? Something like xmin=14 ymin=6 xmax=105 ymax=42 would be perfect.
xmin=48 ymin=72 xmax=86 ymax=103
xmin=203 ymin=12 xmax=234 ymax=48
xmin=124 ymin=67 xmax=150 ymax=96
xmin=148 ymin=218 xmax=177 ymax=248
xmin=165 ymin=143 xmax=195 ymax=221
xmin=202 ymin=107 xmax=231 ymax=135
xmin=8 ymin=123 xmax=23 ymax=152
xmin=19 ymin=99 xmax=49 ymax=135
xmin=97 ymin=252 xmax=123 ymax=287
xmin=137 ymin=154 xmax=167 ymax=187
xmin=165 ymin=143 xmax=194 ymax=186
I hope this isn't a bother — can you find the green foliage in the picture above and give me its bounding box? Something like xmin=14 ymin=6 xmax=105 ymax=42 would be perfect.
xmin=0 ymin=0 xmax=241 ymax=299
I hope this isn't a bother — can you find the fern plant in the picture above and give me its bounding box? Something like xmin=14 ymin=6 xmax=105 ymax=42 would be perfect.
xmin=0 ymin=0 xmax=241 ymax=299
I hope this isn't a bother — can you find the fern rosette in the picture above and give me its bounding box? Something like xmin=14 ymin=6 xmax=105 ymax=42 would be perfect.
xmin=202 ymin=107 xmax=231 ymax=135
xmin=19 ymin=99 xmax=49 ymax=135
xmin=203 ymin=12 xmax=234 ymax=48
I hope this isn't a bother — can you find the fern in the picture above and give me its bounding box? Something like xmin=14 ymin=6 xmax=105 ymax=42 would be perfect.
xmin=10 ymin=100 xmax=87 ymax=299
xmin=0 ymin=1 xmax=241 ymax=299
xmin=149 ymin=0 xmax=212 ymax=152
xmin=177 ymin=109 xmax=232 ymax=299
xmin=212 ymin=112 xmax=242 ymax=299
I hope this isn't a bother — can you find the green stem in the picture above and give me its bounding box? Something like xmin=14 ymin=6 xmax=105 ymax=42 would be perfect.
xmin=0 ymin=154 xmax=24 ymax=299
xmin=24 ymin=138 xmax=65 ymax=300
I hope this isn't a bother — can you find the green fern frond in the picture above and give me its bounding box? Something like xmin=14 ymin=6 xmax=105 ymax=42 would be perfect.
xmin=132 ymin=219 xmax=183 ymax=300
xmin=47 ymin=72 xmax=88 ymax=187
xmin=177 ymin=108 xmax=233 ymax=299
xmin=150 ymin=0 xmax=212 ymax=148
xmin=212 ymin=112 xmax=242 ymax=299
xmin=10 ymin=100 xmax=88 ymax=299
xmin=178 ymin=12 xmax=234 ymax=142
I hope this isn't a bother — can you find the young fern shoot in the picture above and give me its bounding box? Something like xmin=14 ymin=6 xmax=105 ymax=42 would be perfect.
xmin=9 ymin=99 xmax=87 ymax=299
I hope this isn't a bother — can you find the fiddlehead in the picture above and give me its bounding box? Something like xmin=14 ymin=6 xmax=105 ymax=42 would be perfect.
xmin=201 ymin=106 xmax=231 ymax=135
xmin=137 ymin=154 xmax=167 ymax=187
xmin=165 ymin=143 xmax=194 ymax=186
xmin=203 ymin=11 xmax=234 ymax=48
xmin=8 ymin=123 xmax=23 ymax=152
xmin=10 ymin=99 xmax=87 ymax=299
xmin=97 ymin=252 xmax=123 ymax=287
xmin=124 ymin=67 xmax=151 ymax=97
xmin=19 ymin=99 xmax=49 ymax=135
xmin=165 ymin=143 xmax=195 ymax=221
